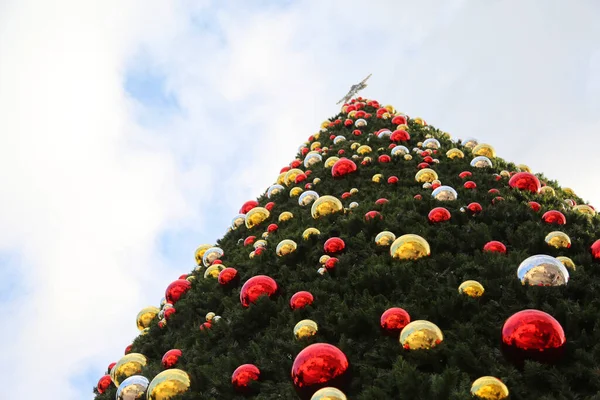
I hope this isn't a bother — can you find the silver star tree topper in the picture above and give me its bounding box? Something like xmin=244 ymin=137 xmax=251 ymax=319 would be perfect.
xmin=337 ymin=74 xmax=372 ymax=105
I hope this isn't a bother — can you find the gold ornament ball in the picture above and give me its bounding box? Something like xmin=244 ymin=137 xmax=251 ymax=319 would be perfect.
xmin=284 ymin=169 xmax=304 ymax=187
xmin=276 ymin=173 xmax=286 ymax=185
xmin=517 ymin=164 xmax=531 ymax=173
xmin=422 ymin=138 xmax=440 ymax=149
xmin=499 ymin=170 xmax=510 ymax=178
xmin=249 ymin=251 xmax=256 ymax=259
xmin=540 ymin=186 xmax=556 ymax=196
xmin=413 ymin=117 xmax=426 ymax=125
xmin=111 ymin=353 xmax=147 ymax=387
xmin=261 ymin=231 xmax=269 ymax=239
xmin=206 ymin=312 xmax=216 ymax=321
xmin=311 ymin=195 xmax=343 ymax=219
xmin=136 ymin=306 xmax=160 ymax=331
xmin=556 ymin=256 xmax=576 ymax=271
xmin=276 ymin=239 xmax=298 ymax=256
xmin=245 ymin=207 xmax=270 ymax=229
xmin=545 ymin=231 xmax=571 ymax=249
xmin=415 ymin=168 xmax=438 ymax=183
xmin=357 ymin=145 xmax=372 ymax=155
xmin=194 ymin=244 xmax=212 ymax=266
xmin=349 ymin=188 xmax=359 ymax=195
xmin=462 ymin=138 xmax=478 ymax=149
xmin=372 ymin=174 xmax=384 ymax=183
xmin=204 ymin=264 xmax=225 ymax=278
xmin=399 ymin=320 xmax=443 ymax=350
xmin=472 ymin=143 xmax=496 ymax=158
xmin=311 ymin=387 xmax=347 ymax=400
xmin=141 ymin=327 xmax=150 ymax=336
xmin=404 ymin=154 xmax=413 ymax=161
xmin=231 ymin=214 xmax=245 ymax=229
xmin=279 ymin=211 xmax=294 ymax=222
xmin=458 ymin=280 xmax=485 ymax=298
xmin=294 ymin=319 xmax=319 ymax=340
xmin=290 ymin=187 xmax=303 ymax=197
xmin=186 ymin=275 xmax=195 ymax=283
xmin=446 ymin=148 xmax=464 ymax=159
xmin=267 ymin=184 xmax=285 ymax=198
xmin=253 ymin=239 xmax=268 ymax=249
xmin=390 ymin=234 xmax=431 ymax=260
xmin=325 ymin=157 xmax=340 ymax=168
xmin=310 ymin=141 xmax=322 ymax=151
xmin=470 ymin=376 xmax=509 ymax=399
xmin=350 ymin=142 xmax=360 ymax=150
xmin=563 ymin=187 xmax=576 ymax=197
xmin=375 ymin=231 xmax=396 ymax=246
xmin=574 ymin=204 xmax=596 ymax=217
xmin=147 ymin=369 xmax=191 ymax=400
xmin=202 ymin=247 xmax=224 ymax=267
xmin=303 ymin=227 xmax=321 ymax=240
xmin=313 ymin=178 xmax=321 ymax=185
xmin=319 ymin=255 xmax=331 ymax=264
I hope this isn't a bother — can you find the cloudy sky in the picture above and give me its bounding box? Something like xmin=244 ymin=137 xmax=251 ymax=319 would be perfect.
xmin=0 ymin=0 xmax=599 ymax=398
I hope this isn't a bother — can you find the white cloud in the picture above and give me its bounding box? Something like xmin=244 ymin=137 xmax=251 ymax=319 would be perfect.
xmin=0 ymin=0 xmax=598 ymax=399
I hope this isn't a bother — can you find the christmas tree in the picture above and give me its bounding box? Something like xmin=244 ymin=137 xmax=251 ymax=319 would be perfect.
xmin=94 ymin=96 xmax=600 ymax=400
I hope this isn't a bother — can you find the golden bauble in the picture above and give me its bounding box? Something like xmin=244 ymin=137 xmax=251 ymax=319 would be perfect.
xmin=147 ymin=369 xmax=190 ymax=400
xmin=404 ymin=154 xmax=413 ymax=161
xmin=458 ymin=280 xmax=485 ymax=298
xmin=563 ymin=187 xmax=576 ymax=197
xmin=206 ymin=312 xmax=216 ymax=321
xmin=350 ymin=142 xmax=360 ymax=150
xmin=472 ymin=143 xmax=496 ymax=158
xmin=574 ymin=204 xmax=596 ymax=217
xmin=231 ymin=214 xmax=245 ymax=229
xmin=372 ymin=174 xmax=383 ymax=183
xmin=276 ymin=172 xmax=286 ymax=185
xmin=499 ymin=170 xmax=510 ymax=178
xmin=415 ymin=168 xmax=438 ymax=183
xmin=290 ymin=187 xmax=303 ymax=197
xmin=319 ymin=255 xmax=331 ymax=265
xmin=325 ymin=156 xmax=340 ymax=168
xmin=375 ymin=231 xmax=396 ymax=246
xmin=245 ymin=207 xmax=270 ymax=229
xmin=470 ymin=376 xmax=509 ymax=399
xmin=400 ymin=320 xmax=443 ymax=350
xmin=284 ymin=169 xmax=304 ymax=187
xmin=517 ymin=164 xmax=531 ymax=173
xmin=253 ymin=239 xmax=268 ymax=249
xmin=311 ymin=387 xmax=347 ymax=400
xmin=204 ymin=264 xmax=225 ymax=278
xmin=313 ymin=177 xmax=321 ymax=185
xmin=111 ymin=353 xmax=147 ymax=387
xmin=540 ymin=186 xmax=556 ymax=196
xmin=357 ymin=145 xmax=372 ymax=155
xmin=279 ymin=211 xmax=294 ymax=222
xmin=267 ymin=184 xmax=285 ymax=198
xmin=194 ymin=244 xmax=212 ymax=266
xmin=310 ymin=141 xmax=322 ymax=150
xmin=350 ymin=188 xmax=359 ymax=195
xmin=390 ymin=234 xmax=431 ymax=260
xmin=545 ymin=231 xmax=571 ymax=249
xmin=470 ymin=156 xmax=493 ymax=168
xmin=136 ymin=306 xmax=160 ymax=331
xmin=311 ymin=195 xmax=343 ymax=219
xmin=303 ymin=227 xmax=321 ymax=240
xmin=446 ymin=148 xmax=464 ymax=159
xmin=294 ymin=319 xmax=318 ymax=340
xmin=556 ymin=256 xmax=576 ymax=270
xmin=276 ymin=239 xmax=297 ymax=256
xmin=422 ymin=138 xmax=440 ymax=149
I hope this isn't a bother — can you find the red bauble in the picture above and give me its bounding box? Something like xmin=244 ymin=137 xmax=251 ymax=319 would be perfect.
xmin=428 ymin=207 xmax=451 ymax=223
xmin=162 ymin=349 xmax=182 ymax=369
xmin=417 ymin=162 xmax=429 ymax=170
xmin=267 ymin=224 xmax=278 ymax=233
xmin=280 ymin=166 xmax=291 ymax=173
xmin=467 ymin=202 xmax=483 ymax=214
xmin=344 ymin=119 xmax=353 ymax=127
xmin=493 ymin=174 xmax=502 ymax=181
xmin=390 ymin=129 xmax=410 ymax=142
xmin=591 ymin=240 xmax=600 ymax=259
xmin=423 ymin=156 xmax=434 ymax=164
xmin=502 ymin=309 xmax=566 ymax=365
xmin=528 ymin=201 xmax=541 ymax=212
xmin=483 ymin=240 xmax=507 ymax=253
xmin=389 ymin=143 xmax=397 ymax=149
xmin=338 ymin=150 xmax=345 ymax=156
xmin=325 ymin=257 xmax=339 ymax=271
xmin=291 ymin=160 xmax=301 ymax=168
xmin=334 ymin=118 xmax=342 ymax=125
xmin=361 ymin=159 xmax=370 ymax=166
xmin=329 ymin=134 xmax=336 ymax=140
xmin=375 ymin=198 xmax=389 ymax=206
xmin=414 ymin=194 xmax=422 ymax=200
xmin=124 ymin=344 xmax=132 ymax=355
xmin=492 ymin=196 xmax=505 ymax=204
xmin=431 ymin=182 xmax=441 ymax=190
xmin=305 ymin=183 xmax=313 ymax=190
xmin=464 ymin=181 xmax=477 ymax=189
xmin=295 ymin=173 xmax=308 ymax=184
xmin=324 ymin=237 xmax=345 ymax=255
xmin=244 ymin=236 xmax=257 ymax=246
xmin=378 ymin=154 xmax=391 ymax=163
xmin=291 ymin=343 xmax=350 ymax=398
xmin=365 ymin=211 xmax=383 ymax=221
xmin=332 ymin=158 xmax=357 ymax=178
xmin=352 ymin=129 xmax=362 ymax=136
xmin=290 ymin=291 xmax=314 ymax=310
xmin=341 ymin=192 xmax=351 ymax=199
xmin=488 ymin=188 xmax=500 ymax=194
xmin=380 ymin=307 xmax=411 ymax=336
xmin=240 ymin=275 xmax=278 ymax=307
xmin=165 ymin=279 xmax=192 ymax=304
xmin=200 ymin=321 xmax=212 ymax=331
xmin=212 ymin=259 xmax=223 ymax=265
xmin=355 ymin=110 xmax=366 ymax=118
xmin=178 ymin=274 xmax=188 ymax=280
xmin=459 ymin=171 xmax=472 ymax=179
xmin=97 ymin=375 xmax=112 ymax=394
xmin=509 ymin=172 xmax=541 ymax=193
xmin=107 ymin=362 xmax=116 ymax=373
xmin=163 ymin=307 xmax=176 ymax=320
xmin=542 ymin=210 xmax=566 ymax=225
xmin=388 ymin=176 xmax=398 ymax=184
xmin=254 ymin=247 xmax=265 ymax=256
xmin=264 ymin=202 xmax=275 ymax=211
xmin=392 ymin=115 xmax=407 ymax=125
xmin=232 ymin=364 xmax=261 ymax=394
xmin=240 ymin=200 xmax=259 ymax=214
xmin=301 ymin=148 xmax=309 ymax=156
xmin=218 ymin=267 xmax=239 ymax=287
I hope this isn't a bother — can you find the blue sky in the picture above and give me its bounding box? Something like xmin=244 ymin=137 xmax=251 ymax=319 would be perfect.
xmin=0 ymin=0 xmax=599 ymax=398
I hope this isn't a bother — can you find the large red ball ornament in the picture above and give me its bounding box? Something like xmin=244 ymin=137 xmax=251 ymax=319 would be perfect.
xmin=528 ymin=201 xmax=541 ymax=212
xmin=344 ymin=119 xmax=353 ymax=127
xmin=232 ymin=364 xmax=261 ymax=394
xmin=240 ymin=200 xmax=259 ymax=214
xmin=295 ymin=173 xmax=308 ymax=184
xmin=387 ymin=176 xmax=398 ymax=184
xmin=509 ymin=172 xmax=541 ymax=193
xmin=265 ymin=202 xmax=275 ymax=211
xmin=97 ymin=375 xmax=112 ymax=394
xmin=332 ymin=158 xmax=357 ymax=178
xmin=378 ymin=155 xmax=391 ymax=163
xmin=459 ymin=171 xmax=472 ymax=179
xmin=162 ymin=349 xmax=182 ymax=369
xmin=291 ymin=343 xmax=350 ymax=398
xmin=107 ymin=362 xmax=116 ymax=373
xmin=124 ymin=344 xmax=133 ymax=355
xmin=240 ymin=275 xmax=278 ymax=307
xmin=365 ymin=211 xmax=383 ymax=221
xmin=244 ymin=236 xmax=256 ymax=246
xmin=291 ymin=160 xmax=302 ymax=168
xmin=390 ymin=129 xmax=410 ymax=142
xmin=218 ymin=267 xmax=239 ymax=287
xmin=267 ymin=223 xmax=278 ymax=233
xmin=324 ymin=237 xmax=346 ymax=255
xmin=290 ymin=291 xmax=314 ymax=310
xmin=375 ymin=198 xmax=389 ymax=206
xmin=325 ymin=257 xmax=339 ymax=271
xmin=467 ymin=202 xmax=483 ymax=214
xmin=428 ymin=207 xmax=451 ymax=223
xmin=341 ymin=192 xmax=351 ymax=199
xmin=417 ymin=162 xmax=430 ymax=170
xmin=464 ymin=181 xmax=477 ymax=189
xmin=163 ymin=307 xmax=176 ymax=320
xmin=542 ymin=210 xmax=566 ymax=225
xmin=392 ymin=115 xmax=407 ymax=125
xmin=165 ymin=279 xmax=192 ymax=304
xmin=501 ymin=309 xmax=566 ymax=365
xmin=380 ymin=307 xmax=411 ymax=336
xmin=483 ymin=241 xmax=507 ymax=253
xmin=280 ymin=166 xmax=290 ymax=174
xmin=591 ymin=240 xmax=600 ymax=259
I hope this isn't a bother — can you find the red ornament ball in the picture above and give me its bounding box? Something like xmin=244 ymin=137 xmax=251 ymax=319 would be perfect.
xmin=341 ymin=192 xmax=352 ymax=199
xmin=267 ymin=224 xmax=278 ymax=233
xmin=528 ymin=201 xmax=541 ymax=212
xmin=542 ymin=210 xmax=566 ymax=225
xmin=178 ymin=274 xmax=188 ymax=280
xmin=218 ymin=267 xmax=239 ymax=287
xmin=290 ymin=291 xmax=314 ymax=310
xmin=417 ymin=162 xmax=430 ymax=170
xmin=301 ymin=148 xmax=309 ymax=156
xmin=502 ymin=309 xmax=566 ymax=365
xmin=591 ymin=240 xmax=600 ymax=259
xmin=162 ymin=349 xmax=182 ymax=369
xmin=431 ymin=182 xmax=441 ymax=190
xmin=240 ymin=200 xmax=259 ymax=214
xmin=352 ymin=129 xmax=362 ymax=136
xmin=97 ymin=375 xmax=112 ymax=394
xmin=264 ymin=202 xmax=275 ymax=211
xmin=414 ymin=194 xmax=423 ymax=200
xmin=365 ymin=210 xmax=383 ymax=221
xmin=344 ymin=119 xmax=353 ymax=127
xmin=428 ymin=207 xmax=451 ymax=223
xmin=291 ymin=160 xmax=301 ymax=168
xmin=337 ymin=150 xmax=345 ymax=156
xmin=291 ymin=343 xmax=350 ymax=398
xmin=467 ymin=202 xmax=483 ymax=214
xmin=375 ymin=198 xmax=389 ymax=206
xmin=488 ymin=188 xmax=500 ymax=194
xmin=163 ymin=307 xmax=176 ymax=320
xmin=509 ymin=172 xmax=541 ymax=193
xmin=380 ymin=307 xmax=411 ymax=336
xmin=254 ymin=247 xmax=265 ymax=256
xmin=492 ymin=196 xmax=505 ymax=204
xmin=165 ymin=279 xmax=192 ymax=304
xmin=391 ymin=129 xmax=410 ymax=142
xmin=295 ymin=173 xmax=308 ymax=184
xmin=464 ymin=181 xmax=477 ymax=189
xmin=387 ymin=176 xmax=398 ymax=184
xmin=232 ymin=364 xmax=261 ymax=394
xmin=240 ymin=275 xmax=278 ymax=307
xmin=392 ymin=115 xmax=407 ymax=125
xmin=483 ymin=241 xmax=507 ymax=253
xmin=324 ymin=237 xmax=345 ymax=255
xmin=107 ymin=362 xmax=116 ymax=373
xmin=200 ymin=321 xmax=212 ymax=331
xmin=212 ymin=259 xmax=223 ymax=265
xmin=244 ymin=236 xmax=257 ymax=246
xmin=280 ymin=166 xmax=291 ymax=173
xmin=325 ymin=257 xmax=339 ymax=271
xmin=124 ymin=344 xmax=132 ymax=355
xmin=332 ymin=158 xmax=357 ymax=178
xmin=459 ymin=171 xmax=472 ymax=179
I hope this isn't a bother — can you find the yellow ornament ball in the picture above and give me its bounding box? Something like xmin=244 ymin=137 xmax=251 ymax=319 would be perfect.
xmin=231 ymin=214 xmax=245 ymax=230
xmin=563 ymin=187 xmax=576 ymax=197
xmin=313 ymin=177 xmax=321 ymax=185
xmin=350 ymin=142 xmax=360 ymax=150
xmin=294 ymin=319 xmax=318 ymax=340
xmin=404 ymin=154 xmax=413 ymax=161
xmin=311 ymin=195 xmax=343 ymax=219
xmin=412 ymin=117 xmax=426 ymax=126
xmin=194 ymin=244 xmax=212 ymax=266
xmin=276 ymin=239 xmax=297 ymax=256
xmin=472 ymin=143 xmax=496 ymax=158
xmin=303 ymin=227 xmax=321 ymax=240
xmin=415 ymin=168 xmax=438 ymax=183
xmin=470 ymin=376 xmax=509 ymax=400
xmin=458 ymin=280 xmax=485 ymax=298
xmin=517 ymin=164 xmax=531 ymax=173
xmin=574 ymin=204 xmax=596 ymax=217
xmin=446 ymin=148 xmax=464 ymax=159
xmin=556 ymin=256 xmax=576 ymax=270
xmin=357 ymin=145 xmax=372 ymax=155
xmin=249 ymin=251 xmax=256 ymax=259
xmin=350 ymin=188 xmax=359 ymax=195
xmin=499 ymin=170 xmax=510 ymax=178
xmin=279 ymin=211 xmax=294 ymax=222
xmin=205 ymin=312 xmax=216 ymax=321
xmin=147 ymin=369 xmax=191 ymax=400
xmin=310 ymin=141 xmax=322 ymax=151
xmin=399 ymin=320 xmax=443 ymax=350
xmin=261 ymin=231 xmax=269 ymax=239
xmin=136 ymin=306 xmax=160 ymax=331
xmin=186 ymin=275 xmax=196 ymax=283
xmin=319 ymin=255 xmax=331 ymax=265
xmin=372 ymin=174 xmax=384 ymax=183
xmin=325 ymin=156 xmax=340 ymax=168
xmin=111 ymin=353 xmax=147 ymax=387
xmin=276 ymin=172 xmax=286 ymax=185
xmin=245 ymin=207 xmax=270 ymax=229
xmin=290 ymin=187 xmax=303 ymax=197
xmin=539 ymin=186 xmax=556 ymax=196
xmin=284 ymin=169 xmax=304 ymax=187
xmin=375 ymin=231 xmax=396 ymax=246
xmin=141 ymin=327 xmax=150 ymax=336
xmin=390 ymin=234 xmax=431 ymax=260
xmin=204 ymin=264 xmax=225 ymax=278
xmin=311 ymin=387 xmax=347 ymax=400
xmin=545 ymin=231 xmax=571 ymax=249
xmin=253 ymin=239 xmax=268 ymax=249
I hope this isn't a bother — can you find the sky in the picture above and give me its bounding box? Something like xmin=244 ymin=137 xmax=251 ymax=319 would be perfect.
xmin=0 ymin=0 xmax=599 ymax=398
